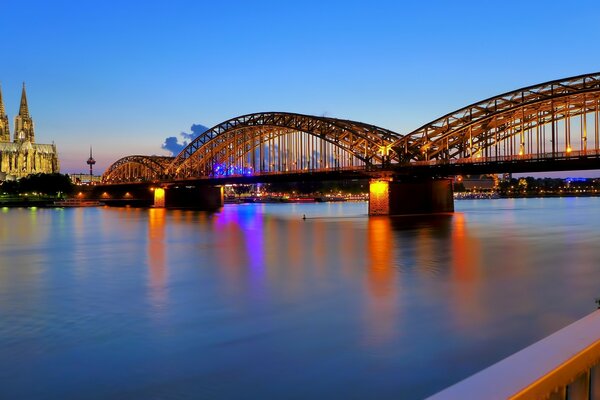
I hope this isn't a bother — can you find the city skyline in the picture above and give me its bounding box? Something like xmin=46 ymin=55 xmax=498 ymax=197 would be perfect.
xmin=2 ymin=0 xmax=600 ymax=175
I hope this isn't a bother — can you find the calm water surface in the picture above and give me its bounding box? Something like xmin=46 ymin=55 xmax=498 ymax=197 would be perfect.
xmin=1 ymin=198 xmax=600 ymax=399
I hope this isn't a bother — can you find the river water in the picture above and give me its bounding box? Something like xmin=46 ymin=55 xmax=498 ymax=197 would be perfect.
xmin=1 ymin=198 xmax=600 ymax=399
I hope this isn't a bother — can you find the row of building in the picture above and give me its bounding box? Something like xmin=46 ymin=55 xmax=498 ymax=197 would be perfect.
xmin=0 ymin=84 xmax=59 ymax=180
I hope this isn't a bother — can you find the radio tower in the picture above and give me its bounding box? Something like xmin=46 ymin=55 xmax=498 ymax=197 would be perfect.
xmin=86 ymin=146 xmax=96 ymax=184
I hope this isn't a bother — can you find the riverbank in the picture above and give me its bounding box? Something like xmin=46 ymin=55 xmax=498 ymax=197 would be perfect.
xmin=456 ymin=191 xmax=600 ymax=200
xmin=0 ymin=196 xmax=61 ymax=207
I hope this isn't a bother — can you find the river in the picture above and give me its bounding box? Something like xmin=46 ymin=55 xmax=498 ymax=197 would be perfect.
xmin=1 ymin=198 xmax=599 ymax=399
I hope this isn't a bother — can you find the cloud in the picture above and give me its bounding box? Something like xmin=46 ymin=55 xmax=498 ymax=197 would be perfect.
xmin=162 ymin=124 xmax=210 ymax=156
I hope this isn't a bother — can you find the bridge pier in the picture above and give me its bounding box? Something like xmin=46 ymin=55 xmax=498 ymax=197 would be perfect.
xmin=92 ymin=184 xmax=223 ymax=210
xmin=92 ymin=183 xmax=155 ymax=207
xmin=153 ymin=188 xmax=165 ymax=208
xmin=156 ymin=185 xmax=224 ymax=210
xmin=369 ymin=178 xmax=454 ymax=216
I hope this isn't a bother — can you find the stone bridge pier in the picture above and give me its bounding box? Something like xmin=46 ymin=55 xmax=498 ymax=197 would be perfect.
xmin=368 ymin=178 xmax=454 ymax=216
xmin=91 ymin=183 xmax=224 ymax=210
xmin=153 ymin=185 xmax=223 ymax=210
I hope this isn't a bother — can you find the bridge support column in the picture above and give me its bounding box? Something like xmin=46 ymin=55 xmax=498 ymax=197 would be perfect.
xmin=153 ymin=188 xmax=165 ymax=208
xmin=369 ymin=178 xmax=392 ymax=215
xmin=163 ymin=185 xmax=224 ymax=210
xmin=369 ymin=178 xmax=454 ymax=216
xmin=92 ymin=183 xmax=155 ymax=207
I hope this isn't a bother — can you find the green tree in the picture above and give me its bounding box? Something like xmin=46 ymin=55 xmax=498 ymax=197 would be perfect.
xmin=1 ymin=173 xmax=74 ymax=196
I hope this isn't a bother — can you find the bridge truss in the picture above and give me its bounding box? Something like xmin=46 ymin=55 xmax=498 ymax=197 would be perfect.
xmin=102 ymin=155 xmax=174 ymax=183
xmin=169 ymin=112 xmax=402 ymax=179
xmin=394 ymin=72 xmax=600 ymax=164
xmin=102 ymin=72 xmax=600 ymax=184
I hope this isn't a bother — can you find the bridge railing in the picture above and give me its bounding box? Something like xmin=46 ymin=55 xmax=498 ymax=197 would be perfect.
xmin=410 ymin=150 xmax=600 ymax=167
xmin=427 ymin=310 xmax=600 ymax=400
xmin=102 ymin=149 xmax=600 ymax=184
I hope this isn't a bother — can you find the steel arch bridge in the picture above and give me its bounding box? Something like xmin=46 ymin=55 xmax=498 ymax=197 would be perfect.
xmin=102 ymin=72 xmax=600 ymax=184
xmin=102 ymin=112 xmax=403 ymax=183
xmin=169 ymin=112 xmax=402 ymax=178
xmin=102 ymin=155 xmax=174 ymax=183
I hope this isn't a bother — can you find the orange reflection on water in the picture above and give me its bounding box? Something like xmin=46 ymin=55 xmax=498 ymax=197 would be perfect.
xmin=311 ymin=220 xmax=327 ymax=277
xmin=449 ymin=212 xmax=486 ymax=331
xmin=451 ymin=212 xmax=479 ymax=281
xmin=337 ymin=220 xmax=361 ymax=279
xmin=363 ymin=216 xmax=398 ymax=346
xmin=147 ymin=208 xmax=167 ymax=310
xmin=367 ymin=217 xmax=395 ymax=297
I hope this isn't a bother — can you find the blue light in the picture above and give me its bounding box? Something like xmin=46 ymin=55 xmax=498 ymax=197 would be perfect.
xmin=212 ymin=163 xmax=255 ymax=177
xmin=565 ymin=177 xmax=588 ymax=183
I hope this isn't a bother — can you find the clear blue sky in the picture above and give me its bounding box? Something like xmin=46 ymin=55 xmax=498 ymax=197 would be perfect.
xmin=1 ymin=0 xmax=600 ymax=175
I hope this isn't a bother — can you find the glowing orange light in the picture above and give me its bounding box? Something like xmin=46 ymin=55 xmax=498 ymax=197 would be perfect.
xmin=567 ymin=146 xmax=572 ymax=153
xmin=154 ymin=188 xmax=165 ymax=208
xmin=370 ymin=180 xmax=389 ymax=196
xmin=379 ymin=145 xmax=391 ymax=157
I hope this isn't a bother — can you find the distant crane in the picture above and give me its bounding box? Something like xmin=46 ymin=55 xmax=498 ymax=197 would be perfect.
xmin=86 ymin=146 xmax=96 ymax=184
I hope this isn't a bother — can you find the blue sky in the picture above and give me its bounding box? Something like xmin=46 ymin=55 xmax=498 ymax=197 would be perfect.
xmin=1 ymin=0 xmax=600 ymax=175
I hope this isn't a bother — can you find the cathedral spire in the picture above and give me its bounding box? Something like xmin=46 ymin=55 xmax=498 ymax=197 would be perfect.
xmin=19 ymin=82 xmax=29 ymax=118
xmin=0 ymin=83 xmax=5 ymax=116
xmin=14 ymin=82 xmax=34 ymax=143
xmin=0 ymin=84 xmax=9 ymax=142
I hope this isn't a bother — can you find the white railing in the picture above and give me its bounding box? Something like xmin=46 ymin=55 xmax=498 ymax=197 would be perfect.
xmin=428 ymin=310 xmax=600 ymax=400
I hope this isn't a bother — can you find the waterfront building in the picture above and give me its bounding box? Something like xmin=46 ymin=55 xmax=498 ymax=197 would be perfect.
xmin=0 ymin=84 xmax=59 ymax=179
xmin=455 ymin=174 xmax=497 ymax=191
xmin=69 ymin=173 xmax=102 ymax=185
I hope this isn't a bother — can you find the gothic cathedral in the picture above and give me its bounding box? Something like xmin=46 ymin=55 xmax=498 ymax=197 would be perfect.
xmin=0 ymin=84 xmax=59 ymax=179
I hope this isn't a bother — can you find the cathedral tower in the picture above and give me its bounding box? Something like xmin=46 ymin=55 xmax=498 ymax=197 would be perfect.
xmin=0 ymin=84 xmax=10 ymax=142
xmin=0 ymin=83 xmax=59 ymax=178
xmin=14 ymin=83 xmax=34 ymax=143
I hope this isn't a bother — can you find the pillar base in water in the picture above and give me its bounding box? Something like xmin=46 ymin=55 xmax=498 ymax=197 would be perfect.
xmin=369 ymin=179 xmax=392 ymax=215
xmin=160 ymin=185 xmax=224 ymax=210
xmin=153 ymin=188 xmax=165 ymax=208
xmin=369 ymin=179 xmax=454 ymax=216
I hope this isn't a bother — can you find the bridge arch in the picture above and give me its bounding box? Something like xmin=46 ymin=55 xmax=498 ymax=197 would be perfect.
xmin=169 ymin=112 xmax=403 ymax=178
xmin=393 ymin=72 xmax=600 ymax=162
xmin=102 ymin=155 xmax=174 ymax=183
xmin=100 ymin=72 xmax=600 ymax=185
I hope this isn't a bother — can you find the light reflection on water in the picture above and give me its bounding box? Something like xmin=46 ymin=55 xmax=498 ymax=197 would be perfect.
xmin=1 ymin=199 xmax=600 ymax=398
xmin=147 ymin=208 xmax=168 ymax=315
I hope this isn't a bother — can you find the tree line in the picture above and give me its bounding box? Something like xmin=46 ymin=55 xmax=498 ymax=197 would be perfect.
xmin=0 ymin=173 xmax=74 ymax=196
